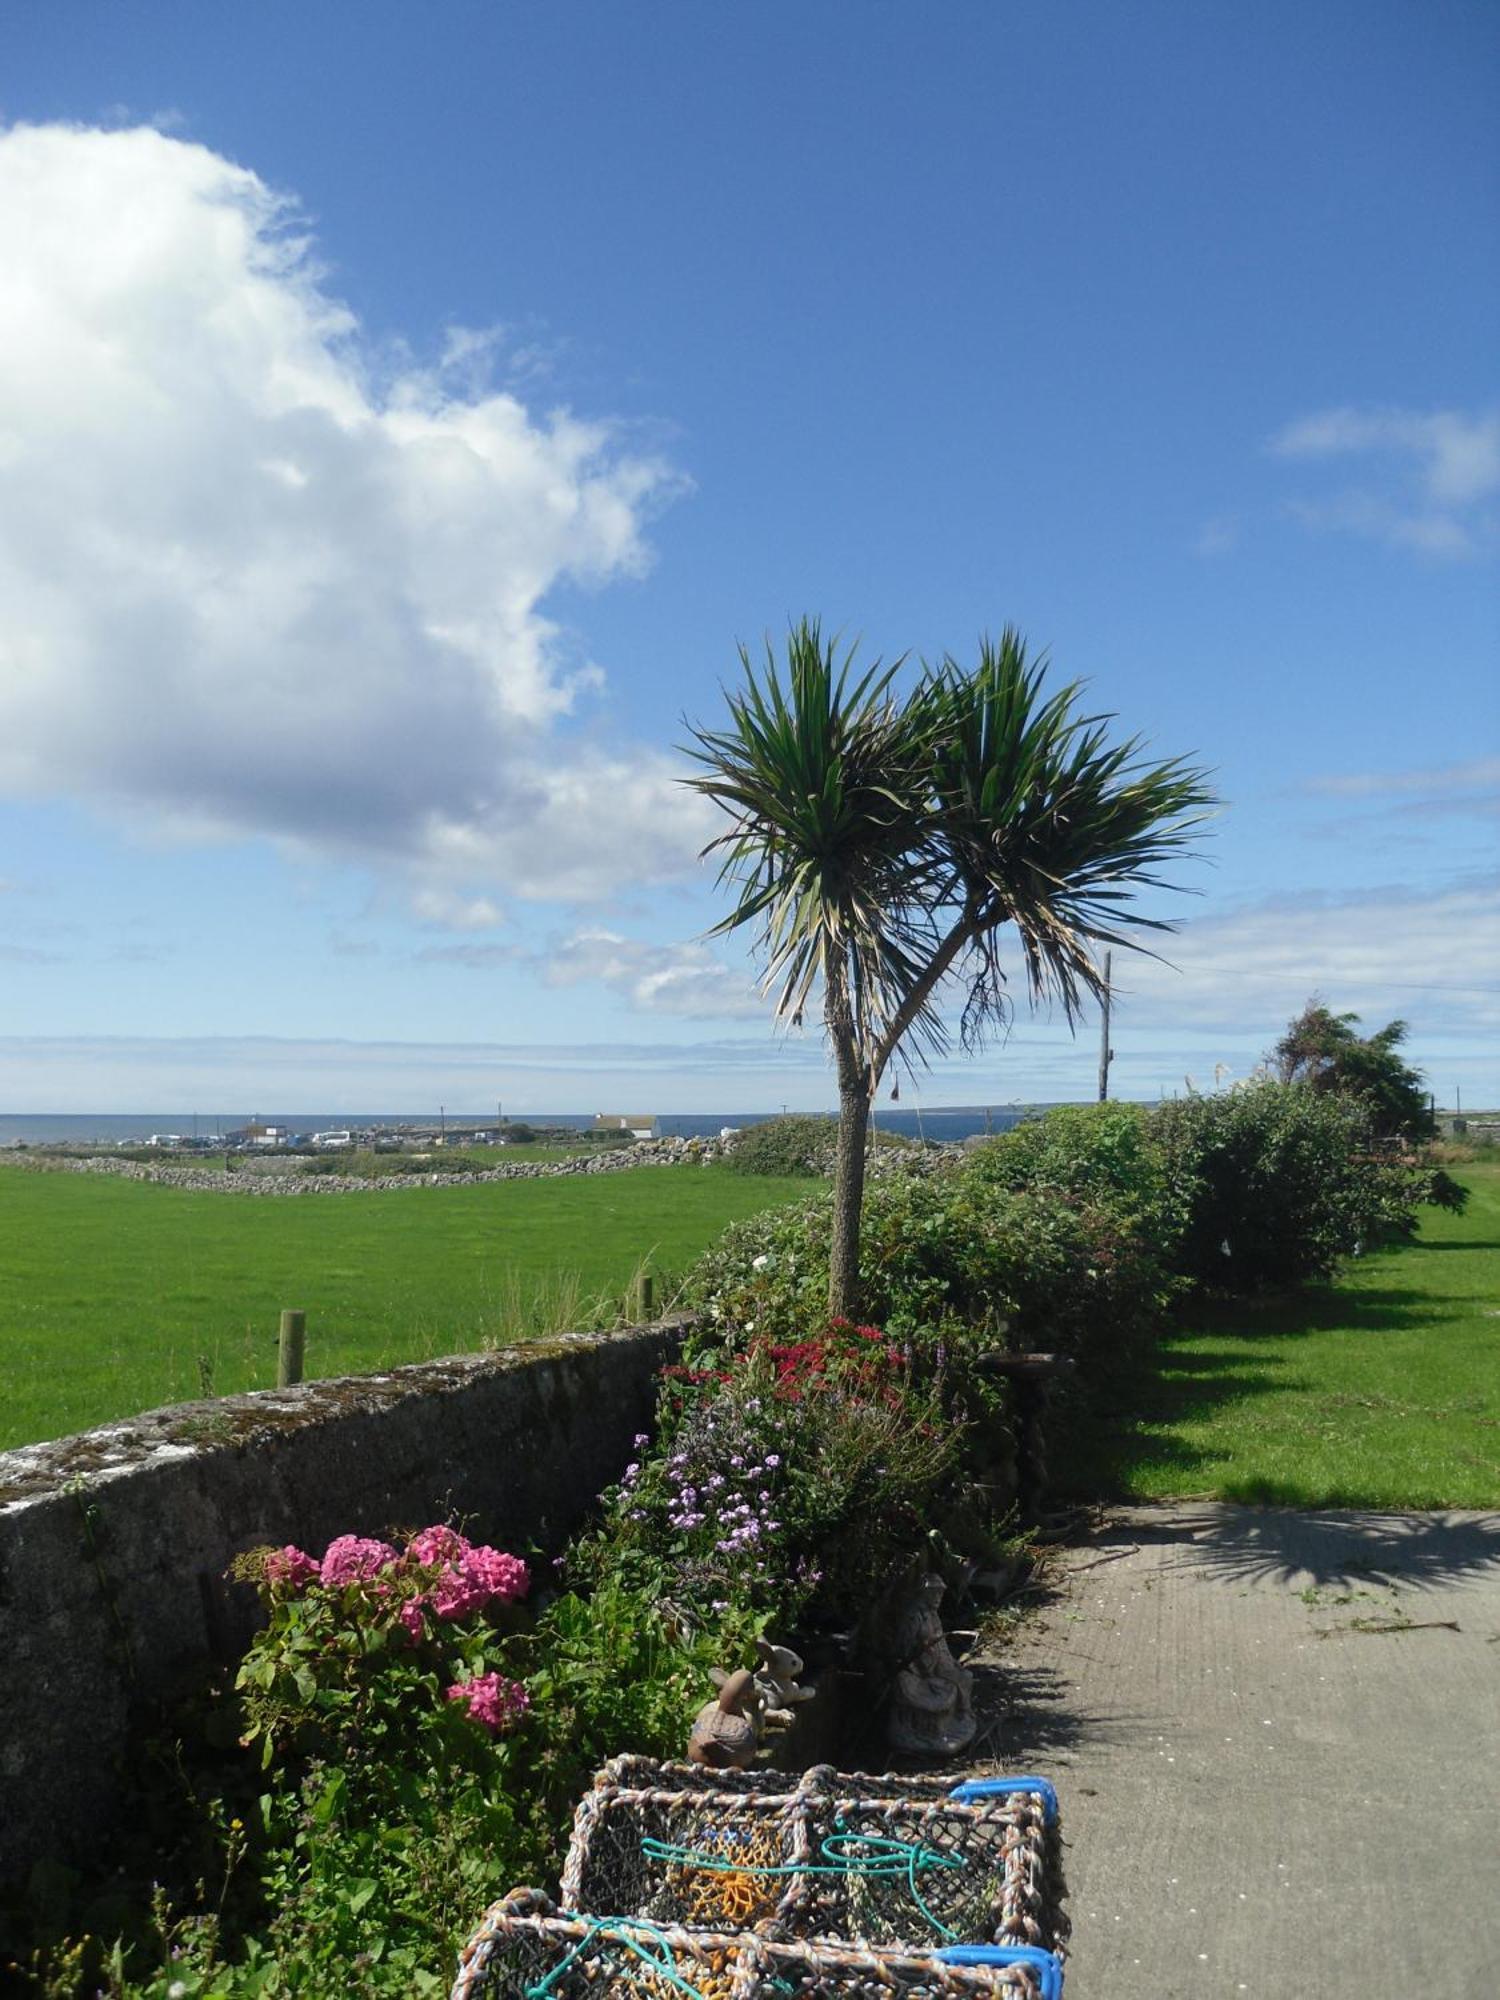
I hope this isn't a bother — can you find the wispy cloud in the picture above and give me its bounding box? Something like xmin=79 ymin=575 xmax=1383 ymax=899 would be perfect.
xmin=1269 ymin=405 xmax=1500 ymax=559
xmin=411 ymin=889 xmax=507 ymax=932
xmin=545 ymin=929 xmax=763 ymax=1020
xmin=0 ymin=1031 xmax=830 ymax=1114
xmin=413 ymin=942 xmax=523 ymax=969
xmin=1301 ymin=756 xmax=1500 ymax=801
xmin=1192 ymin=515 xmax=1241 ymax=558
xmin=1111 ymin=880 xmax=1500 ymax=1042
xmin=0 ymin=941 xmax=64 ymax=964
xmin=1293 ymin=758 xmax=1500 ymax=838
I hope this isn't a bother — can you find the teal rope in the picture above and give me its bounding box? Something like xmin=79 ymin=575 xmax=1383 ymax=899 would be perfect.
xmin=523 ymin=1914 xmax=714 ymax=2000
xmin=638 ymin=1821 xmax=967 ymax=1942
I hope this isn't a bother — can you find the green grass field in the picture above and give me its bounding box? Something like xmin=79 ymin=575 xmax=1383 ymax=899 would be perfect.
xmin=0 ymin=1166 xmax=813 ymax=1450
xmin=1057 ymin=1163 xmax=1500 ymax=1508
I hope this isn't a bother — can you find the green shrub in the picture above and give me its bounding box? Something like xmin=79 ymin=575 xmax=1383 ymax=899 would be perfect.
xmin=1149 ymin=1080 xmax=1429 ymax=1292
xmin=967 ymin=1102 xmax=1186 ymax=1236
xmin=721 ymin=1115 xmax=837 ymax=1177
xmin=681 ymin=1157 xmax=1177 ymax=1372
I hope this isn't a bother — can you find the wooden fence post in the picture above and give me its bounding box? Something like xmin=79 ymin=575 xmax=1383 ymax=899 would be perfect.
xmin=631 ymin=1273 xmax=654 ymax=1323
xmin=277 ymin=1309 xmax=306 ymax=1387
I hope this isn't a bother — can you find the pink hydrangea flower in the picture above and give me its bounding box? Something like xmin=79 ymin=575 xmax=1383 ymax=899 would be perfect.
xmin=397 ymin=1596 xmax=427 ymax=1641
xmin=408 ymin=1525 xmax=471 ymax=1567
xmin=431 ymin=1569 xmax=488 ymax=1621
xmin=445 ymin=1671 xmax=530 ymax=1736
xmin=463 ymin=1545 xmax=530 ymax=1604
xmin=319 ymin=1534 xmax=399 ymax=1587
xmin=263 ymin=1545 xmax=320 ymax=1591
xmin=427 ymin=1544 xmax=530 ymax=1621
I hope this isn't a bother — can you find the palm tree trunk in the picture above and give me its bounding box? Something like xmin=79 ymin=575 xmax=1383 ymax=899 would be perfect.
xmin=829 ymin=1075 xmax=871 ymax=1317
xmin=826 ymin=962 xmax=871 ymax=1317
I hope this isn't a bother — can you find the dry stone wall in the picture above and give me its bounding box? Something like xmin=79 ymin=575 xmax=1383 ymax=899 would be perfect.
xmin=0 ymin=1136 xmax=724 ymax=1195
xmin=0 ymin=1321 xmax=685 ymax=1884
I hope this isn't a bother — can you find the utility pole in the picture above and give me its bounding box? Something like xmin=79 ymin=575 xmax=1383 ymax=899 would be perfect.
xmin=1097 ymin=951 xmax=1114 ymax=1102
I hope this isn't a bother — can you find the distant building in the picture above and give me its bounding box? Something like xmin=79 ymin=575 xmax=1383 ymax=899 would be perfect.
xmin=591 ymin=1114 xmax=658 ymax=1141
xmin=229 ymin=1121 xmax=291 ymax=1148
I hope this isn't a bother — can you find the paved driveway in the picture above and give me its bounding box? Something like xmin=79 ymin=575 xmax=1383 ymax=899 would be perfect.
xmin=983 ymin=1505 xmax=1500 ymax=1998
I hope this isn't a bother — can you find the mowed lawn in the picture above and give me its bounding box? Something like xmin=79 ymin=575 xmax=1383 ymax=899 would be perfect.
xmin=1057 ymin=1163 xmax=1500 ymax=1509
xmin=0 ymin=1167 xmax=813 ymax=1450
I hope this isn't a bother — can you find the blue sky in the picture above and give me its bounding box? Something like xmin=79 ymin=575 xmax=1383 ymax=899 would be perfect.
xmin=0 ymin=1 xmax=1495 ymax=1114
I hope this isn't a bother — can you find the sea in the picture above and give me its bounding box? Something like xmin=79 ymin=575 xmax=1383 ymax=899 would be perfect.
xmin=0 ymin=1106 xmax=1046 ymax=1147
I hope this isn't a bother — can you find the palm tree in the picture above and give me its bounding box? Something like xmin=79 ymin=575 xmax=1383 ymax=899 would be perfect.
xmin=685 ymin=619 xmax=1215 ymax=1315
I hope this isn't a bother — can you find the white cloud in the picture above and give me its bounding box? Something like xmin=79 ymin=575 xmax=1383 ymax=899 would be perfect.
xmin=544 ymin=929 xmax=764 ymax=1020
xmin=0 ymin=122 xmax=708 ymax=907
xmin=1269 ymin=405 xmax=1499 ymax=558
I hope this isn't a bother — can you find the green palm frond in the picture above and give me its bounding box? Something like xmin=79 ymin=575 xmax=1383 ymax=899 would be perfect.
xmin=682 ymin=619 xmax=942 ymax=1068
xmin=685 ymin=618 xmax=1217 ymax=1087
xmin=921 ymin=629 xmax=1216 ymax=1043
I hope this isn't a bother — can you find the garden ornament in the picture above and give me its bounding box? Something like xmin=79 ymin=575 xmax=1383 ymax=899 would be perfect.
xmin=687 ymin=1666 xmax=763 ymax=1768
xmin=887 ymin=1569 xmax=977 ymax=1756
xmin=753 ymin=1639 xmax=814 ymax=1730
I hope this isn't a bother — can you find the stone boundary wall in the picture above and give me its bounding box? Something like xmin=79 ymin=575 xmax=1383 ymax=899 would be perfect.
xmin=0 ymin=1136 xmax=725 ymax=1195
xmin=0 ymin=1321 xmax=686 ymax=1883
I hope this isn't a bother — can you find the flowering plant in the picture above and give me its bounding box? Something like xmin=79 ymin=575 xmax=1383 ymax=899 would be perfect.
xmin=574 ymin=1324 xmax=962 ymax=1630
xmin=233 ymin=1522 xmax=531 ymax=1764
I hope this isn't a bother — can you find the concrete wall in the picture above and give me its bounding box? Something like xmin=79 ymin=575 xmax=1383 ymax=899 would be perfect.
xmin=0 ymin=1323 xmax=684 ymax=1883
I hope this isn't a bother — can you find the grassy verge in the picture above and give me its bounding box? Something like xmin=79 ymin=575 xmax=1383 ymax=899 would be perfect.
xmin=0 ymin=1166 xmax=815 ymax=1450
xmin=1056 ymin=1163 xmax=1500 ymax=1509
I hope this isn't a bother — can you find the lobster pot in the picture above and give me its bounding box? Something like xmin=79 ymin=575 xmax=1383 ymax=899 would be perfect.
xmin=562 ymin=1760 xmax=1065 ymax=1954
xmin=563 ymin=1777 xmax=808 ymax=1934
xmin=452 ymin=1893 xmax=1063 ymax=2000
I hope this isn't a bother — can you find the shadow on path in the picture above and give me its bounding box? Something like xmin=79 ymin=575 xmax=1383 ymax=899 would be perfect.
xmin=960 ymin=1658 xmax=1159 ymax=1775
xmin=1086 ymin=1502 xmax=1500 ymax=1593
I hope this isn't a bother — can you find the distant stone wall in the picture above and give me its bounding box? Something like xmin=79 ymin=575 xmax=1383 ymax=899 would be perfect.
xmin=0 ymin=1137 xmax=723 ymax=1195
xmin=0 ymin=1322 xmax=685 ymax=1883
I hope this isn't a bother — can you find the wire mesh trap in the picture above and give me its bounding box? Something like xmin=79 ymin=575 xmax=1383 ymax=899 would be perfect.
xmin=560 ymin=1760 xmax=1066 ymax=1954
xmin=452 ymin=1891 xmax=1064 ymax=2000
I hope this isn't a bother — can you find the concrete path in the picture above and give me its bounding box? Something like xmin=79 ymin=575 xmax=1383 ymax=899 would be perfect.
xmin=982 ymin=1505 xmax=1500 ymax=1998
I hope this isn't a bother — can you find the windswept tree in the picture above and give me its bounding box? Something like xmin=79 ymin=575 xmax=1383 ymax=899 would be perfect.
xmin=685 ymin=619 xmax=1215 ymax=1314
xmin=1271 ymin=1001 xmax=1432 ymax=1140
